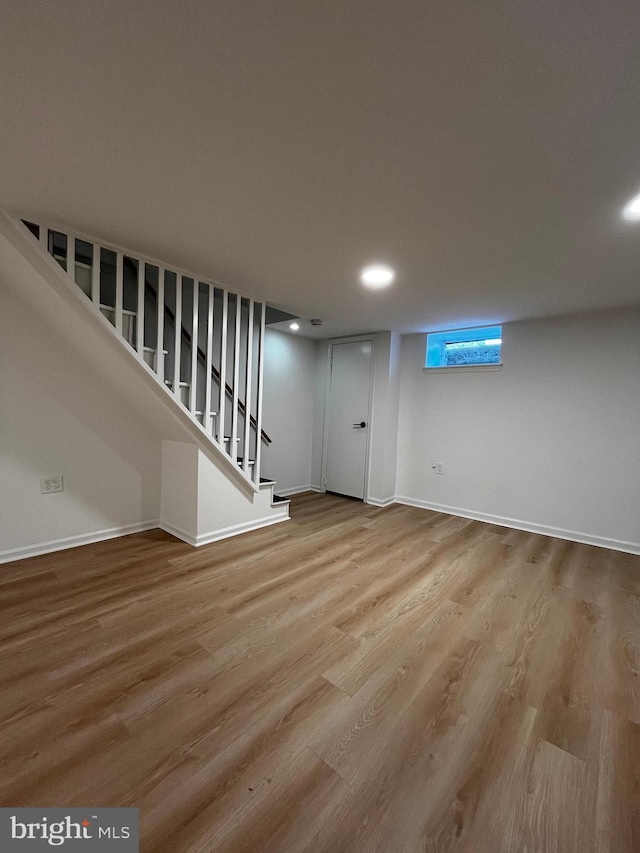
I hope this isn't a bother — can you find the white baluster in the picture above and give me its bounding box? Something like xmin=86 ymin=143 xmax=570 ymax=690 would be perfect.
xmin=205 ymin=284 xmax=214 ymax=433
xmin=156 ymin=267 xmax=165 ymax=380
xmin=254 ymin=303 xmax=266 ymax=484
xmin=218 ymin=290 xmax=228 ymax=446
xmin=242 ymin=300 xmax=254 ymax=474
xmin=136 ymin=259 xmax=144 ymax=354
xmin=173 ymin=274 xmax=182 ymax=400
xmin=91 ymin=243 xmax=100 ymax=305
xmin=67 ymin=234 xmax=75 ymax=281
xmin=115 ymin=252 xmax=124 ymax=336
xmin=189 ymin=281 xmax=199 ymax=413
xmin=231 ymin=296 xmax=241 ymax=463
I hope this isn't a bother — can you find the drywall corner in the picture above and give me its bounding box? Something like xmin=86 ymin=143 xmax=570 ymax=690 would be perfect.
xmin=311 ymin=340 xmax=330 ymax=490
xmin=160 ymin=441 xmax=199 ymax=542
xmin=367 ymin=331 xmax=401 ymax=504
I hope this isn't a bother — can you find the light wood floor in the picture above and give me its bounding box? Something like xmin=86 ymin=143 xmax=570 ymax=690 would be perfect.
xmin=1 ymin=493 xmax=639 ymax=852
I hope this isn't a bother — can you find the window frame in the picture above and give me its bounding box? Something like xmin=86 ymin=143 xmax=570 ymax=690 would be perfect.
xmin=424 ymin=324 xmax=503 ymax=372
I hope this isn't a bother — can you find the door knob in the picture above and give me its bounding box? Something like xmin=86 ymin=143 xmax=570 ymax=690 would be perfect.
xmin=352 ymin=421 xmax=366 ymax=428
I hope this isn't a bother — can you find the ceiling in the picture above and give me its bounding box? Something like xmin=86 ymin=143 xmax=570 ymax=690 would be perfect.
xmin=1 ymin=0 xmax=640 ymax=339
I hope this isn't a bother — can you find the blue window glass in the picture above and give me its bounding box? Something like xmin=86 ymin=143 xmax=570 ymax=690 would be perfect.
xmin=426 ymin=325 xmax=502 ymax=368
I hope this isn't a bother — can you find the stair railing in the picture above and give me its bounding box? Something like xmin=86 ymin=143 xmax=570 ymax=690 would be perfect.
xmin=137 ymin=269 xmax=271 ymax=445
xmin=22 ymin=219 xmax=266 ymax=485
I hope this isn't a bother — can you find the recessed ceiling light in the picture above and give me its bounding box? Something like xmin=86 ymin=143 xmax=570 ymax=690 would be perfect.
xmin=622 ymin=192 xmax=640 ymax=221
xmin=289 ymin=322 xmax=300 ymax=331
xmin=360 ymin=264 xmax=395 ymax=288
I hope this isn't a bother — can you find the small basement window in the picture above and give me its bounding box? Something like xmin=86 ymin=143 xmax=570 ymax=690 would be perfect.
xmin=425 ymin=325 xmax=502 ymax=369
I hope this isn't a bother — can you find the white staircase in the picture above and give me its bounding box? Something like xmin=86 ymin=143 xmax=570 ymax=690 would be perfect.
xmin=16 ymin=215 xmax=289 ymax=526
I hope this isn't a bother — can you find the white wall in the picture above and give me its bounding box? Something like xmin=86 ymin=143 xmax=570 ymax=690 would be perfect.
xmin=0 ymin=282 xmax=163 ymax=562
xmin=159 ymin=441 xmax=288 ymax=546
xmin=196 ymin=448 xmax=288 ymax=542
xmin=395 ymin=309 xmax=640 ymax=552
xmin=160 ymin=441 xmax=199 ymax=540
xmin=367 ymin=332 xmax=401 ymax=504
xmin=262 ymin=329 xmax=316 ymax=494
xmin=311 ymin=340 xmax=330 ymax=491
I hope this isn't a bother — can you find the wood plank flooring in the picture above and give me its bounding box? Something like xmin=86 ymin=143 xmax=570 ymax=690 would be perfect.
xmin=1 ymin=492 xmax=639 ymax=852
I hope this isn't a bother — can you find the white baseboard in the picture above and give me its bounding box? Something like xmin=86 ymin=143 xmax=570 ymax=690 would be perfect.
xmin=160 ymin=513 xmax=290 ymax=548
xmin=394 ymin=496 xmax=640 ymax=555
xmin=0 ymin=520 xmax=160 ymax=565
xmin=157 ymin=520 xmax=198 ymax=546
xmin=366 ymin=496 xmax=396 ymax=507
xmin=274 ymin=484 xmax=322 ymax=497
xmin=194 ymin=513 xmax=290 ymax=546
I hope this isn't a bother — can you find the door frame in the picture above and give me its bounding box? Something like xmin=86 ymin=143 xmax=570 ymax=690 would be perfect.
xmin=321 ymin=335 xmax=375 ymax=502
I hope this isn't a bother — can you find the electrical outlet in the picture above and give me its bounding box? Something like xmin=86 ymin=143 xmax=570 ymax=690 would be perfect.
xmin=41 ymin=475 xmax=64 ymax=494
xmin=434 ymin=463 xmax=444 ymax=475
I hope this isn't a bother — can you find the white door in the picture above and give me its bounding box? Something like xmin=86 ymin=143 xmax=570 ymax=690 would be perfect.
xmin=325 ymin=340 xmax=373 ymax=500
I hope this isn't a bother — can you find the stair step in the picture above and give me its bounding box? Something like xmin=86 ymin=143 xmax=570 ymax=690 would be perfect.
xmin=272 ymin=495 xmax=290 ymax=505
xmin=259 ymin=477 xmax=276 ymax=487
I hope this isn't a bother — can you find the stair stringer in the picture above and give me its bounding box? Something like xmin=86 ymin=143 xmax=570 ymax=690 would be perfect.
xmin=0 ymin=208 xmax=289 ymax=548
